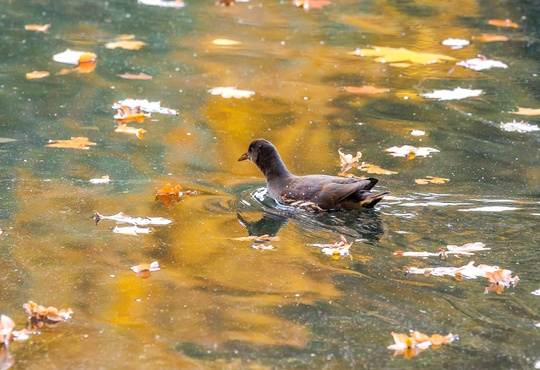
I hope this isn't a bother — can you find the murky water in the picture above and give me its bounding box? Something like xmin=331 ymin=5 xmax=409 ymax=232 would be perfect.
xmin=1 ymin=0 xmax=539 ymax=368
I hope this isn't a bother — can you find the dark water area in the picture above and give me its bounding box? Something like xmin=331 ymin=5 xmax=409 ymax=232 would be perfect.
xmin=0 ymin=0 xmax=539 ymax=368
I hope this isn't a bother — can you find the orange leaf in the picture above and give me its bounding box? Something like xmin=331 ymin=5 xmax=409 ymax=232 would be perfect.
xmin=115 ymin=124 xmax=146 ymax=139
xmin=26 ymin=70 xmax=50 ymax=80
xmin=105 ymin=40 xmax=147 ymax=50
xmin=488 ymin=19 xmax=520 ymax=28
xmin=45 ymin=137 xmax=97 ymax=150
xmin=117 ymin=72 xmax=153 ymax=80
xmin=474 ymin=33 xmax=509 ymax=42
xmin=361 ymin=163 xmax=397 ymax=175
xmin=345 ymin=85 xmax=390 ymax=94
xmin=25 ymin=24 xmax=51 ymax=33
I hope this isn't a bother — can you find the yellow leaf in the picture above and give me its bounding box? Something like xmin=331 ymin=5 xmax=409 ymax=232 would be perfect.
xmin=510 ymin=107 xmax=540 ymax=116
xmin=212 ymin=39 xmax=241 ymax=46
xmin=415 ymin=176 xmax=449 ymax=185
xmin=351 ymin=46 xmax=455 ymax=65
xmin=361 ymin=163 xmax=397 ymax=175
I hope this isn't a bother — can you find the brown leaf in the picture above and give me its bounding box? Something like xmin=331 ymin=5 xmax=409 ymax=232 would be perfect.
xmin=344 ymin=85 xmax=390 ymax=94
xmin=510 ymin=107 xmax=540 ymax=116
xmin=46 ymin=137 xmax=97 ymax=150
xmin=26 ymin=70 xmax=50 ymax=80
xmin=360 ymin=163 xmax=397 ymax=175
xmin=415 ymin=176 xmax=449 ymax=185
xmin=155 ymin=183 xmax=183 ymax=196
xmin=488 ymin=19 xmax=520 ymax=28
xmin=117 ymin=72 xmax=153 ymax=80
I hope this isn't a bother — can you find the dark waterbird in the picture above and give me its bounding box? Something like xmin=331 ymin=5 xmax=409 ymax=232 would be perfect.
xmin=238 ymin=139 xmax=388 ymax=211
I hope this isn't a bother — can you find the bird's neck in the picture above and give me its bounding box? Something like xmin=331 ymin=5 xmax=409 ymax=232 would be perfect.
xmin=256 ymin=151 xmax=293 ymax=181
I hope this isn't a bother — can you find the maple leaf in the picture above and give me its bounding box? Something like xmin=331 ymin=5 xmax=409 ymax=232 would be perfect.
xmin=46 ymin=137 xmax=97 ymax=150
xmin=351 ymin=46 xmax=455 ymax=65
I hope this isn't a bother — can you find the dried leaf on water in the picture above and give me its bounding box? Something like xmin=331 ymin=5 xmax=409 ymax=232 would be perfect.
xmin=441 ymin=38 xmax=470 ymax=49
xmin=388 ymin=331 xmax=458 ymax=359
xmin=26 ymin=70 xmax=50 ymax=80
xmin=138 ymin=0 xmax=185 ymax=7
xmin=488 ymin=19 xmax=520 ymax=28
xmin=53 ymin=49 xmax=97 ymax=65
xmin=308 ymin=235 xmax=353 ymax=258
xmin=385 ymin=145 xmax=439 ymax=158
xmin=23 ymin=301 xmax=73 ymax=322
xmin=131 ymin=261 xmax=160 ymax=278
xmin=209 ymin=87 xmax=255 ymax=99
xmin=394 ymin=242 xmax=490 ymax=258
xmin=500 ymin=121 xmax=539 ymax=133
xmin=112 ymin=99 xmax=178 ymax=116
xmin=46 ymin=137 xmax=97 ymax=150
xmin=117 ymin=72 xmax=153 ymax=80
xmin=89 ymin=175 xmax=111 ymax=184
xmin=25 ymin=24 xmax=51 ymax=33
xmin=0 ymin=315 xmax=15 ymax=345
xmin=351 ymin=46 xmax=455 ymax=65
xmin=421 ymin=87 xmax=482 ymax=101
xmin=415 ymin=176 xmax=449 ymax=185
xmin=114 ymin=106 xmax=151 ymax=124
xmin=360 ymin=163 xmax=397 ymax=175
xmin=232 ymin=235 xmax=280 ymax=243
xmin=94 ymin=212 xmax=172 ymax=226
xmin=410 ymin=130 xmax=426 ymax=136
xmin=509 ymin=107 xmax=540 ymax=116
xmin=105 ymin=40 xmax=147 ymax=50
xmin=212 ymin=39 xmax=241 ymax=46
xmin=457 ymin=56 xmax=508 ymax=71
xmin=155 ymin=183 xmax=196 ymax=206
xmin=115 ymin=124 xmax=146 ymax=139
xmin=338 ymin=148 xmax=362 ymax=174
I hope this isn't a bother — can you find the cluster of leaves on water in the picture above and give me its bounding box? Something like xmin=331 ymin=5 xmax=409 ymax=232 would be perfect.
xmin=1 ymin=301 xmax=72 ymax=351
xmin=388 ymin=331 xmax=458 ymax=359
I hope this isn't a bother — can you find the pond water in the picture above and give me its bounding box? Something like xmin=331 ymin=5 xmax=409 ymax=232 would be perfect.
xmin=1 ymin=0 xmax=539 ymax=368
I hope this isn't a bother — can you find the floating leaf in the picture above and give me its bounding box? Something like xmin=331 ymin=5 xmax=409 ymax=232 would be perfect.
xmin=421 ymin=87 xmax=482 ymax=101
xmin=308 ymin=235 xmax=353 ymax=258
xmin=115 ymin=124 xmax=146 ymax=139
xmin=388 ymin=331 xmax=457 ymax=359
xmin=114 ymin=105 xmax=150 ymax=124
xmin=89 ymin=175 xmax=111 ymax=184
xmin=26 ymin=70 xmax=50 ymax=80
xmin=385 ymin=145 xmax=439 ymax=158
xmin=105 ymin=40 xmax=147 ymax=50
xmin=410 ymin=130 xmax=425 ymax=136
xmin=441 ymin=38 xmax=470 ymax=49
xmin=212 ymin=39 xmax=241 ymax=46
xmin=23 ymin=301 xmax=73 ymax=322
xmin=113 ymin=225 xmax=151 ymax=235
xmin=344 ymin=85 xmax=390 ymax=94
xmin=338 ymin=148 xmax=362 ymax=173
xmin=395 ymin=242 xmax=490 ymax=258
xmin=0 ymin=315 xmax=15 ymax=345
xmin=154 ymin=183 xmax=196 ymax=207
xmin=488 ymin=19 xmax=520 ymax=28
xmin=94 ymin=212 xmax=172 ymax=226
xmin=360 ymin=163 xmax=397 ymax=175
xmin=500 ymin=121 xmax=540 ymax=133
xmin=473 ymin=33 xmax=509 ymax=42
xmin=138 ymin=0 xmax=185 ymax=7
xmin=24 ymin=24 xmax=51 ymax=33
xmin=531 ymin=289 xmax=540 ymax=296
xmin=53 ymin=49 xmax=97 ymax=65
xmin=46 ymin=137 xmax=96 ymax=150
xmin=415 ymin=176 xmax=449 ymax=185
xmin=209 ymin=86 xmax=255 ymax=99
xmin=457 ymin=56 xmax=508 ymax=71
xmin=232 ymin=235 xmax=280 ymax=243
xmin=351 ymin=46 xmax=455 ymax=65
xmin=112 ymin=99 xmax=178 ymax=115
xmin=131 ymin=261 xmax=160 ymax=278
xmin=509 ymin=107 xmax=540 ymax=116
xmin=117 ymin=72 xmax=153 ymax=80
